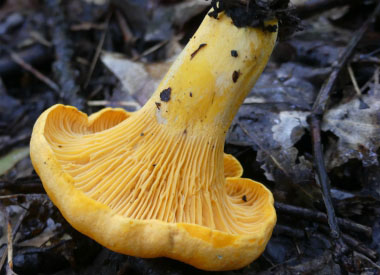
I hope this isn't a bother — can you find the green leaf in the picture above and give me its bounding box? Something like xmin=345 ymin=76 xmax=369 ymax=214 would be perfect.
xmin=0 ymin=147 xmax=30 ymax=176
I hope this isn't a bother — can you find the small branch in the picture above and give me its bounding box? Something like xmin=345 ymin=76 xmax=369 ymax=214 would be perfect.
xmin=353 ymin=56 xmax=380 ymax=65
xmin=273 ymin=224 xmax=305 ymax=239
xmin=46 ymin=0 xmax=83 ymax=107
xmin=87 ymin=100 xmax=141 ymax=109
xmin=132 ymin=40 xmax=169 ymax=62
xmin=238 ymin=122 xmax=291 ymax=178
xmin=275 ymin=202 xmax=372 ymax=238
xmin=307 ymin=1 xmax=380 ymax=266
xmin=309 ymin=116 xmax=340 ymax=240
xmin=0 ymin=179 xmax=44 ymax=194
xmin=311 ymin=2 xmax=380 ymax=115
xmin=319 ymin=225 xmax=378 ymax=261
xmin=289 ymin=251 xmax=333 ymax=274
xmin=353 ymin=251 xmax=380 ymax=270
xmin=115 ymin=10 xmax=135 ymax=45
xmin=0 ymin=247 xmax=6 ymax=274
xmin=347 ymin=64 xmax=362 ymax=96
xmin=7 ymin=221 xmax=13 ymax=272
xmin=84 ymin=12 xmax=112 ymax=89
xmin=7 ymin=50 xmax=59 ymax=92
xmin=0 ymin=134 xmax=30 ymax=154
xmin=342 ymin=233 xmax=378 ymax=261
xmin=295 ymin=0 xmax=359 ymax=19
xmin=0 ymin=204 xmax=27 ymax=274
xmin=0 ymin=45 xmax=51 ymax=76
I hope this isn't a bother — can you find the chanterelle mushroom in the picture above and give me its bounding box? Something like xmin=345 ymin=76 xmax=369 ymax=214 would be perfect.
xmin=31 ymin=11 xmax=277 ymax=271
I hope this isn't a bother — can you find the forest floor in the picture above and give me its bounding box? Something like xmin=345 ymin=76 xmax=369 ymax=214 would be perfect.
xmin=0 ymin=0 xmax=379 ymax=274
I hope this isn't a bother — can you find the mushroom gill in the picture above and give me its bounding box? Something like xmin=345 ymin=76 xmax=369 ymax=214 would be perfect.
xmin=43 ymin=105 xmax=273 ymax=235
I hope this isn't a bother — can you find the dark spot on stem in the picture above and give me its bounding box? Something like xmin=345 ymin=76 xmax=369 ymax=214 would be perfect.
xmin=155 ymin=102 xmax=161 ymax=110
xmin=140 ymin=133 xmax=144 ymax=136
xmin=183 ymin=129 xmax=187 ymax=134
xmin=242 ymin=195 xmax=247 ymax=202
xmin=265 ymin=25 xmax=278 ymax=32
xmin=58 ymin=145 xmax=62 ymax=148
xmin=153 ymin=164 xmax=156 ymax=167
xmin=160 ymin=88 xmax=171 ymax=102
xmin=231 ymin=50 xmax=238 ymax=57
xmin=190 ymin=43 xmax=207 ymax=60
xmin=190 ymin=92 xmax=193 ymax=97
xmin=232 ymin=70 xmax=240 ymax=83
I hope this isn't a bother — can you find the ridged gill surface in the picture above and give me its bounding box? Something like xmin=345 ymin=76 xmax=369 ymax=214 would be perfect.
xmin=43 ymin=106 xmax=272 ymax=234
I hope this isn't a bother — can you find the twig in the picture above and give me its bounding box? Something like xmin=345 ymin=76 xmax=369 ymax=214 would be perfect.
xmin=0 ymin=247 xmax=6 ymax=274
xmin=70 ymin=22 xmax=106 ymax=31
xmin=132 ymin=40 xmax=169 ymax=62
xmin=0 ymin=194 xmax=49 ymax=200
xmin=237 ymin=121 xmax=316 ymax=201
xmin=238 ymin=122 xmax=291 ymax=178
xmin=359 ymin=57 xmax=380 ymax=65
xmin=87 ymin=100 xmax=141 ymax=109
xmin=347 ymin=64 xmax=361 ymax=96
xmin=46 ymin=0 xmax=83 ymax=107
xmin=6 ymin=265 xmax=18 ymax=275
xmin=275 ymin=202 xmax=372 ymax=238
xmin=295 ymin=0 xmax=359 ymax=19
xmin=0 ymin=45 xmax=51 ymax=76
xmin=273 ymin=224 xmax=305 ymax=239
xmin=0 ymin=205 xmax=9 ymax=273
xmin=0 ymin=204 xmax=27 ymax=274
xmin=353 ymin=251 xmax=380 ymax=270
xmin=342 ymin=233 xmax=378 ymax=261
xmin=307 ymin=1 xmax=380 ymax=266
xmin=84 ymin=12 xmax=112 ymax=89
xmin=309 ymin=0 xmax=380 ymax=234
xmin=309 ymin=116 xmax=340 ymax=239
xmin=0 ymin=133 xmax=30 ymax=154
xmin=265 ymin=256 xmax=299 ymax=273
xmin=289 ymin=251 xmax=333 ymax=274
xmin=319 ymin=225 xmax=378 ymax=261
xmin=6 ymin=221 xmax=12 ymax=272
xmin=311 ymin=3 xmax=380 ymax=115
xmin=375 ymin=67 xmax=379 ymax=94
xmin=0 ymin=179 xmax=44 ymax=194
xmin=358 ymin=66 xmax=380 ymax=93
xmin=115 ymin=10 xmax=135 ymax=45
xmin=8 ymin=50 xmax=59 ymax=92
xmin=353 ymin=55 xmax=380 ymax=65
xmin=29 ymin=31 xmax=52 ymax=48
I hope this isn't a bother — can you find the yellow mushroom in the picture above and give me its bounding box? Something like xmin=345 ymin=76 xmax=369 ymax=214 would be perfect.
xmin=30 ymin=11 xmax=277 ymax=271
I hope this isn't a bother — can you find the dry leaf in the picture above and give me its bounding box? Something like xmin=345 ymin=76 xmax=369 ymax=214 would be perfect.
xmin=101 ymin=47 xmax=179 ymax=104
xmin=322 ymin=90 xmax=380 ymax=169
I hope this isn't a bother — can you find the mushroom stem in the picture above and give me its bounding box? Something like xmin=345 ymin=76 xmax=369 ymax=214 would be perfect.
xmin=141 ymin=13 xmax=277 ymax=136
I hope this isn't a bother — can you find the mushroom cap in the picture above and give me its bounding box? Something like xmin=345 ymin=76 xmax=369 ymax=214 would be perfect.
xmin=31 ymin=105 xmax=276 ymax=271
